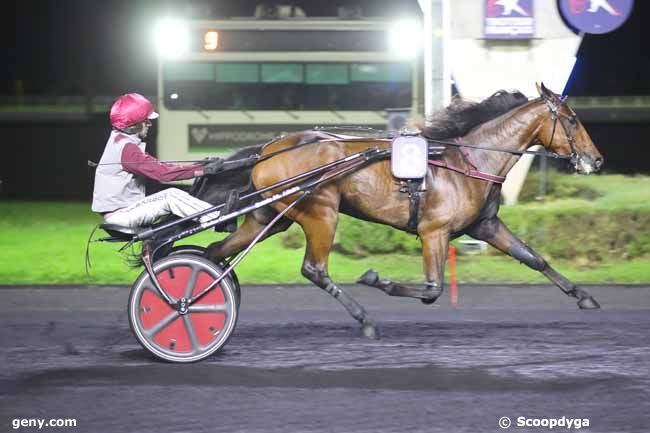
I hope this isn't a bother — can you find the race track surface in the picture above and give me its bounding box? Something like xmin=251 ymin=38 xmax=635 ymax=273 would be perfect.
xmin=1 ymin=284 xmax=649 ymax=433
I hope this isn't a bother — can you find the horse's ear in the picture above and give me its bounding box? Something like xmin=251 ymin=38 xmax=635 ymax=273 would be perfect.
xmin=536 ymin=82 xmax=553 ymax=102
xmin=540 ymin=82 xmax=553 ymax=99
xmin=540 ymin=82 xmax=561 ymax=102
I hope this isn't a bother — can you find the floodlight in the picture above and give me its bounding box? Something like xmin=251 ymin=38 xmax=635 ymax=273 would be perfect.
xmin=154 ymin=19 xmax=190 ymax=58
xmin=388 ymin=20 xmax=422 ymax=60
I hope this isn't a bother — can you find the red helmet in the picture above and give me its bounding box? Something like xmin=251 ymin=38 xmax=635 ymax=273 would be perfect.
xmin=110 ymin=93 xmax=159 ymax=130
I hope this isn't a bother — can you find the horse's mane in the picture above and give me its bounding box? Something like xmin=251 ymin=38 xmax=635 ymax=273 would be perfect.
xmin=421 ymin=90 xmax=529 ymax=139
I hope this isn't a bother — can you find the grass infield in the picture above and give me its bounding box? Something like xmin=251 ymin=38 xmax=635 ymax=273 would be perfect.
xmin=1 ymin=174 xmax=649 ymax=285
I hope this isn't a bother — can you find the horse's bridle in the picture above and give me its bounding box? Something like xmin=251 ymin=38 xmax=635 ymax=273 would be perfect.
xmin=542 ymin=95 xmax=580 ymax=167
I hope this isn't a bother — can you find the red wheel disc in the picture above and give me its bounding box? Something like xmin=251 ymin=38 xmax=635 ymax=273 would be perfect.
xmin=138 ymin=264 xmax=227 ymax=354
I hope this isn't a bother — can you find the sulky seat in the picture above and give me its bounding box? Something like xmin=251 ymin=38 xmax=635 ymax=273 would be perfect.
xmin=98 ymin=223 xmax=147 ymax=242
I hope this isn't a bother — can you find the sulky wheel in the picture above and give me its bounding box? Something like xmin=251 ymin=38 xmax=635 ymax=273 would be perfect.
xmin=128 ymin=254 xmax=239 ymax=363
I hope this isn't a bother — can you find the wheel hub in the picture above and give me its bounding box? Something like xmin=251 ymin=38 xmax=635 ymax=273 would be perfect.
xmin=177 ymin=297 xmax=190 ymax=315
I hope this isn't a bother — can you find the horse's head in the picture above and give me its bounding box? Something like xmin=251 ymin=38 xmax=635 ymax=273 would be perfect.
xmin=535 ymin=83 xmax=604 ymax=174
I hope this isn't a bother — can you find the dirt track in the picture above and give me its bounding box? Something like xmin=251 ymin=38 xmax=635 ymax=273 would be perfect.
xmin=1 ymin=284 xmax=649 ymax=432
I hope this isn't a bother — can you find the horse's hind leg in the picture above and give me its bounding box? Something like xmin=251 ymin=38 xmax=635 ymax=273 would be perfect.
xmin=357 ymin=229 xmax=448 ymax=304
xmin=205 ymin=207 xmax=293 ymax=262
xmin=296 ymin=202 xmax=380 ymax=339
xmin=468 ymin=216 xmax=600 ymax=309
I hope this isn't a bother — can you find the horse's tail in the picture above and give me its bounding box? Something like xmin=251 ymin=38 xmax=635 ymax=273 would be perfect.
xmin=190 ymin=144 xmax=263 ymax=205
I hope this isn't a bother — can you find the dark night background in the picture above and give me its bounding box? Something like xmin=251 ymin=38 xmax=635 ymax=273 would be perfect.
xmin=0 ymin=0 xmax=648 ymax=199
xmin=1 ymin=0 xmax=648 ymax=97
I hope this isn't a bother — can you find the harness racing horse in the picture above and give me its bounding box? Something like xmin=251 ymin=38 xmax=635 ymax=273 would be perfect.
xmin=195 ymin=83 xmax=604 ymax=339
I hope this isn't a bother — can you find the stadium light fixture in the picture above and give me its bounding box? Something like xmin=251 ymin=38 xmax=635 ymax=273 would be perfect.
xmin=388 ymin=19 xmax=422 ymax=60
xmin=154 ymin=19 xmax=190 ymax=58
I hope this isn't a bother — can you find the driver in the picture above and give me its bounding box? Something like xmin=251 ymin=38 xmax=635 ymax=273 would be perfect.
xmin=91 ymin=93 xmax=223 ymax=228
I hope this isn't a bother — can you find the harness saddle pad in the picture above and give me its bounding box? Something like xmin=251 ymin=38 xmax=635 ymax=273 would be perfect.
xmin=390 ymin=136 xmax=428 ymax=179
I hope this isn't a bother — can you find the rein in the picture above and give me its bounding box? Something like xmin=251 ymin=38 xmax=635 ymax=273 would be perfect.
xmin=248 ymin=124 xmax=569 ymax=185
xmin=425 ymin=137 xmax=572 ymax=160
xmin=427 ymin=140 xmax=507 ymax=184
xmin=91 ymin=99 xmax=577 ymax=187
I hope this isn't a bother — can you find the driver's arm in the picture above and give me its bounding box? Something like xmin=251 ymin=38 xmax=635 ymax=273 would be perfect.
xmin=121 ymin=143 xmax=204 ymax=181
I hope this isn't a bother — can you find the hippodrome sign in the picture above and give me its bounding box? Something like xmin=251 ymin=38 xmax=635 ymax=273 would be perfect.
xmin=558 ymin=0 xmax=634 ymax=34
xmin=484 ymin=0 xmax=535 ymax=39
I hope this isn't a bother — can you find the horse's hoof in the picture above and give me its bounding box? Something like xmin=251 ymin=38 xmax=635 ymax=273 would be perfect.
xmin=361 ymin=320 xmax=381 ymax=340
xmin=357 ymin=269 xmax=379 ymax=286
xmin=421 ymin=287 xmax=441 ymax=305
xmin=577 ymin=296 xmax=600 ymax=310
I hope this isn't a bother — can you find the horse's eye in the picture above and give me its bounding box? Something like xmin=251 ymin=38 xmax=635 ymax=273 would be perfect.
xmin=568 ymin=117 xmax=577 ymax=126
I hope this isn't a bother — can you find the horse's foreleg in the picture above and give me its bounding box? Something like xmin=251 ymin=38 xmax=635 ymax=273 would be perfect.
xmin=357 ymin=229 xmax=448 ymax=304
xmin=468 ymin=217 xmax=600 ymax=309
xmin=297 ymin=205 xmax=380 ymax=340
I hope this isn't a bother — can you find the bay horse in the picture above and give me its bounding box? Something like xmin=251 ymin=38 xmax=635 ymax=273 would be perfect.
xmin=194 ymin=83 xmax=604 ymax=339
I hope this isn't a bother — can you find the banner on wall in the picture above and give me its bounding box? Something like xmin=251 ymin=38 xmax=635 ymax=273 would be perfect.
xmin=558 ymin=0 xmax=634 ymax=34
xmin=484 ymin=0 xmax=535 ymax=39
xmin=188 ymin=124 xmax=386 ymax=150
